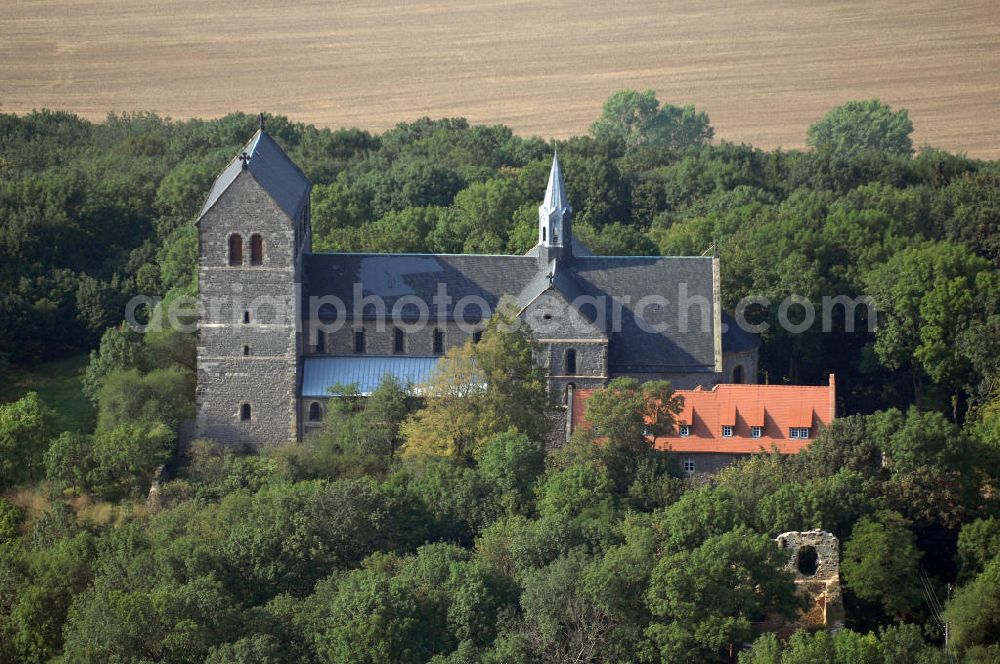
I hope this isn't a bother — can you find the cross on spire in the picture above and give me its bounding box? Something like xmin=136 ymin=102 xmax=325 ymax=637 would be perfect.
xmin=238 ymin=151 xmax=251 ymax=170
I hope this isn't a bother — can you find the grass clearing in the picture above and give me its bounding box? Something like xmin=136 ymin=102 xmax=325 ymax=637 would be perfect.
xmin=2 ymin=354 xmax=95 ymax=434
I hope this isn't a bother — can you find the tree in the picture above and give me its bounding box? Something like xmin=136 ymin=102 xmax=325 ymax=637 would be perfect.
xmin=806 ymin=100 xmax=914 ymax=158
xmin=590 ymin=89 xmax=713 ymax=153
xmin=87 ymin=421 xmax=175 ymax=499
xmin=943 ymin=555 xmax=1000 ymax=656
xmin=96 ymin=366 xmax=195 ymax=431
xmin=644 ymin=527 xmax=800 ymax=662
xmin=402 ymin=306 xmax=548 ymax=460
xmin=0 ymin=393 xmax=55 ymax=489
xmin=476 ymin=431 xmax=545 ymax=514
xmin=842 ymin=511 xmax=923 ymax=619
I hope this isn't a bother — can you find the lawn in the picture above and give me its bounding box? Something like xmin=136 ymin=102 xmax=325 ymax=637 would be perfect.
xmin=2 ymin=354 xmax=95 ymax=434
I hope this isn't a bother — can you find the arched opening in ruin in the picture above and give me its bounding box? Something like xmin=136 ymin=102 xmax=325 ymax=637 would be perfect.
xmin=796 ymin=545 xmax=819 ymax=576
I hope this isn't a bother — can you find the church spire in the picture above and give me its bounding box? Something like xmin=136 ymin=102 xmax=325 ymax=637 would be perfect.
xmin=537 ymin=153 xmax=573 ymax=265
xmin=543 ymin=152 xmax=567 ymax=211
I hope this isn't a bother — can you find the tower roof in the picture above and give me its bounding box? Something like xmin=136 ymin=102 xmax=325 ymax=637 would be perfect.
xmin=197 ymin=129 xmax=311 ymax=222
xmin=542 ymin=152 xmax=569 ymax=212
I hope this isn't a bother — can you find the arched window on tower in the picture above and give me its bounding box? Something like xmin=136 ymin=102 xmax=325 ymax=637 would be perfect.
xmin=309 ymin=402 xmax=323 ymax=422
xmin=229 ymin=234 xmax=243 ymax=266
xmin=240 ymin=403 xmax=252 ymax=421
xmin=732 ymin=365 xmax=745 ymax=384
xmin=542 ymin=227 xmax=546 ymax=242
xmin=250 ymin=234 xmax=264 ymax=266
xmin=565 ymin=348 xmax=577 ymax=375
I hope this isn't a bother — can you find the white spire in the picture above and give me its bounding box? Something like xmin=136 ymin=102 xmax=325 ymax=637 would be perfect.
xmin=542 ymin=152 xmax=569 ymax=213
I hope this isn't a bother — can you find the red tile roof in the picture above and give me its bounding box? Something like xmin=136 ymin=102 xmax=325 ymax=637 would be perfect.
xmin=571 ymin=375 xmax=836 ymax=455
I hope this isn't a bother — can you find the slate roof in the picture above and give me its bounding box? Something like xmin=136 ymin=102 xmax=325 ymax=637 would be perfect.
xmin=571 ymin=375 xmax=836 ymax=454
xmin=303 ymin=251 xmax=721 ymax=372
xmin=198 ymin=130 xmax=311 ymax=222
xmin=302 ymin=356 xmax=441 ymax=397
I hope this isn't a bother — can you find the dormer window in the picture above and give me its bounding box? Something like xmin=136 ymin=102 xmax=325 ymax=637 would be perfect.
xmin=679 ymin=425 xmax=690 ymax=437
xmin=722 ymin=425 xmax=734 ymax=438
xmin=750 ymin=426 xmax=763 ymax=438
xmin=790 ymin=427 xmax=810 ymax=439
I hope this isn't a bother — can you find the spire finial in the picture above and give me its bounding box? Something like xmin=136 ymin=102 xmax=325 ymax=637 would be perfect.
xmin=258 ymin=113 xmax=266 ymax=132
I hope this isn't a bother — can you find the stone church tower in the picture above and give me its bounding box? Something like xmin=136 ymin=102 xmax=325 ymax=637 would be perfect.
xmin=194 ymin=123 xmax=311 ymax=447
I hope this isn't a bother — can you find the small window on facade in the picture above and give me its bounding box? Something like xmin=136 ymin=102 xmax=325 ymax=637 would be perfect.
xmin=565 ymin=348 xmax=577 ymax=375
xmin=683 ymin=459 xmax=695 ymax=474
xmin=790 ymin=427 xmax=810 ymax=439
xmin=722 ymin=425 xmax=734 ymax=437
xmin=750 ymin=426 xmax=763 ymax=438
xmin=316 ymin=330 xmax=326 ymax=354
xmin=243 ymin=345 xmax=250 ymax=356
xmin=240 ymin=403 xmax=251 ymax=421
xmin=679 ymin=425 xmax=690 ymax=437
xmin=309 ymin=402 xmax=323 ymax=422
xmin=243 ymin=310 xmax=251 ymax=324
xmin=732 ymin=365 xmax=745 ymax=384
xmin=472 ymin=330 xmax=482 ymax=344
xmin=354 ymin=329 xmax=365 ymax=354
xmin=542 ymin=227 xmax=546 ymax=242
xmin=250 ymin=234 xmax=264 ymax=266
xmin=229 ymin=234 xmax=243 ymax=266
xmin=433 ymin=328 xmax=445 ymax=355
xmin=393 ymin=327 xmax=405 ymax=354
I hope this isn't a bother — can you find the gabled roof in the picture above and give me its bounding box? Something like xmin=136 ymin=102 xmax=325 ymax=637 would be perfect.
xmin=198 ymin=130 xmax=311 ymax=222
xmin=514 ymin=259 xmax=586 ymax=312
xmin=571 ymin=375 xmax=836 ymax=455
xmin=303 ymin=252 xmax=720 ymax=372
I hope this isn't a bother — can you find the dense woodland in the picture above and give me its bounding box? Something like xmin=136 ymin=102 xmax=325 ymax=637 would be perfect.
xmin=1 ymin=91 xmax=999 ymax=662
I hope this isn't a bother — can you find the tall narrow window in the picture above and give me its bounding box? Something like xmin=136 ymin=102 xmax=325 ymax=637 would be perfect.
xmin=316 ymin=330 xmax=326 ymax=354
xmin=542 ymin=227 xmax=546 ymax=242
xmin=433 ymin=328 xmax=444 ymax=355
xmin=228 ymin=234 xmax=243 ymax=266
xmin=354 ymin=329 xmax=365 ymax=354
xmin=250 ymin=234 xmax=264 ymax=266
xmin=240 ymin=403 xmax=252 ymax=421
xmin=565 ymin=348 xmax=577 ymax=375
xmin=732 ymin=365 xmax=745 ymax=384
xmin=309 ymin=402 xmax=323 ymax=422
xmin=243 ymin=345 xmax=250 ymax=356
xmin=472 ymin=330 xmax=482 ymax=344
xmin=243 ymin=310 xmax=251 ymax=324
xmin=393 ymin=327 xmax=405 ymax=354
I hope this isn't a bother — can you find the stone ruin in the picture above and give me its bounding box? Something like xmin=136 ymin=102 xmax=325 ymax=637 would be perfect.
xmin=774 ymin=529 xmax=844 ymax=632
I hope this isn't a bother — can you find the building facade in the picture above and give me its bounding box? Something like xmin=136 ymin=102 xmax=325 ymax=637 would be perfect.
xmin=196 ymin=128 xmax=759 ymax=447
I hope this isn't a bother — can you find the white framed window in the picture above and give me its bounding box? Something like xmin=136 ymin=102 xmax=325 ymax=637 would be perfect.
xmin=683 ymin=458 xmax=695 ymax=474
xmin=679 ymin=425 xmax=690 ymax=437
xmin=722 ymin=425 xmax=734 ymax=438
xmin=790 ymin=427 xmax=810 ymax=439
xmin=751 ymin=426 xmax=763 ymax=439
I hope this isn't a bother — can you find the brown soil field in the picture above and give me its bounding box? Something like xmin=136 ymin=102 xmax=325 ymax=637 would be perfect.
xmin=2 ymin=0 xmax=999 ymax=157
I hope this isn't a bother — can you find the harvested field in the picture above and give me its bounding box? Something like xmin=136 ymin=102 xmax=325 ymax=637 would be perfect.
xmin=2 ymin=0 xmax=999 ymax=157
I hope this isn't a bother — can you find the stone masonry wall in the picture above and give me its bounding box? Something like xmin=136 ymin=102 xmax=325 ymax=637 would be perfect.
xmin=197 ymin=172 xmax=301 ymax=448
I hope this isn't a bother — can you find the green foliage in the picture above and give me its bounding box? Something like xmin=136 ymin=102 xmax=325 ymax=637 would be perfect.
xmin=402 ymin=306 xmax=548 ymax=460
xmin=476 ymin=431 xmax=545 ymax=514
xmin=842 ymin=511 xmax=924 ymax=619
xmin=807 ymin=99 xmax=914 ymax=158
xmin=0 ymin=498 xmax=24 ymax=543
xmin=943 ymin=555 xmax=1000 ymax=655
xmin=644 ymin=527 xmax=800 ymax=662
xmin=591 ymin=89 xmax=714 ymax=154
xmin=0 ymin=392 xmax=55 ymax=489
xmin=96 ymin=366 xmax=194 ymax=431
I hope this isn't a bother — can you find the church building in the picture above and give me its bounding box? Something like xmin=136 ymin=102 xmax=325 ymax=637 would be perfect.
xmin=195 ymin=126 xmax=759 ymax=447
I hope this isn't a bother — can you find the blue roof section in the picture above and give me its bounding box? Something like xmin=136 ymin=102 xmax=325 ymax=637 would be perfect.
xmin=301 ymin=356 xmax=442 ymax=397
xmin=198 ymin=130 xmax=311 ymax=221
